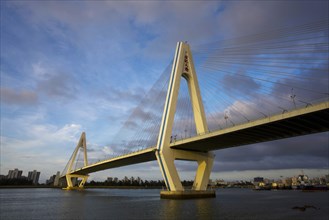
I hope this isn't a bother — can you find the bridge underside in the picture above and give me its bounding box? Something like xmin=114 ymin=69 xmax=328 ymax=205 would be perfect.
xmin=172 ymin=103 xmax=329 ymax=152
xmin=70 ymin=148 xmax=157 ymax=176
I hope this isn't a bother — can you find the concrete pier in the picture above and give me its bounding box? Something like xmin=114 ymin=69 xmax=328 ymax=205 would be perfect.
xmin=160 ymin=190 xmax=216 ymax=199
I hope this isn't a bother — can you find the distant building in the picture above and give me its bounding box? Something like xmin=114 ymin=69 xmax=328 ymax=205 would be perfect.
xmin=28 ymin=170 xmax=40 ymax=185
xmin=107 ymin=177 xmax=113 ymax=182
xmin=291 ymin=176 xmax=298 ymax=188
xmin=46 ymin=172 xmax=61 ymax=186
xmin=283 ymin=178 xmax=292 ymax=187
xmin=7 ymin=169 xmax=23 ymax=179
xmin=214 ymin=179 xmax=227 ymax=186
xmin=297 ymin=174 xmax=309 ymax=186
xmin=53 ymin=172 xmax=60 ymax=186
xmin=46 ymin=175 xmax=56 ymax=185
xmin=325 ymin=175 xmax=329 ymax=184
xmin=253 ymin=177 xmax=264 ymax=185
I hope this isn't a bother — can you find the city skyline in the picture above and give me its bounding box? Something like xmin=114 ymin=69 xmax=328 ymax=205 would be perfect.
xmin=1 ymin=166 xmax=327 ymax=184
xmin=1 ymin=1 xmax=328 ymax=183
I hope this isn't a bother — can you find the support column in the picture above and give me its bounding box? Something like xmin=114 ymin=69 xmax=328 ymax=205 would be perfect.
xmin=64 ymin=174 xmax=89 ymax=190
xmin=192 ymin=153 xmax=214 ymax=190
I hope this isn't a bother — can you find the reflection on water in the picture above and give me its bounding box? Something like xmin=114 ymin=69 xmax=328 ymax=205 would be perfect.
xmin=0 ymin=188 xmax=328 ymax=220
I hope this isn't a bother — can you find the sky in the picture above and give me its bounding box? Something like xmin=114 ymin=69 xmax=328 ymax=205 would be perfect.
xmin=1 ymin=1 xmax=328 ymax=183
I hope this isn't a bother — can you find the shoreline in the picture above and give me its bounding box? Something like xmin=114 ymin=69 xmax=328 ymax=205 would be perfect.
xmin=1 ymin=185 xmax=328 ymax=191
xmin=0 ymin=185 xmax=162 ymax=189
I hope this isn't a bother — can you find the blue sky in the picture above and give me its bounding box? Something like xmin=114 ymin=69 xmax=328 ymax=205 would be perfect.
xmin=1 ymin=1 xmax=328 ymax=183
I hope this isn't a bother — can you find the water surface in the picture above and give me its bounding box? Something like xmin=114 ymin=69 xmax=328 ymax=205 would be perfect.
xmin=0 ymin=188 xmax=328 ymax=219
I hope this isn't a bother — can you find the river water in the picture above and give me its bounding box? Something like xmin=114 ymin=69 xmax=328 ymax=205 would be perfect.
xmin=0 ymin=188 xmax=328 ymax=219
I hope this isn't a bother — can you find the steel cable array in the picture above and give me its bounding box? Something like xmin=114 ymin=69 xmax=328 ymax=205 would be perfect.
xmin=68 ymin=19 xmax=328 ymax=171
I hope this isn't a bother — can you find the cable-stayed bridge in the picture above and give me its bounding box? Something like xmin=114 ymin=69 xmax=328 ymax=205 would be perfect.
xmin=61 ymin=20 xmax=329 ymax=198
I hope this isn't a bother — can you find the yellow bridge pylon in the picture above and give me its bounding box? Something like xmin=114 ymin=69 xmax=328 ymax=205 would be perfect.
xmin=156 ymin=42 xmax=215 ymax=194
xmin=63 ymin=132 xmax=89 ymax=190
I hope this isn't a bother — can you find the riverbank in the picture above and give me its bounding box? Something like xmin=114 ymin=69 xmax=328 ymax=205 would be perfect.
xmin=0 ymin=185 xmax=163 ymax=189
xmin=0 ymin=185 xmax=61 ymax=189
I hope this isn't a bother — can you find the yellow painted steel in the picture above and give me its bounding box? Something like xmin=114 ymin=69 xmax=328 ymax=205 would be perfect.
xmin=63 ymin=174 xmax=89 ymax=190
xmin=156 ymin=42 xmax=214 ymax=192
xmin=63 ymin=132 xmax=89 ymax=189
xmin=61 ymin=42 xmax=329 ymax=195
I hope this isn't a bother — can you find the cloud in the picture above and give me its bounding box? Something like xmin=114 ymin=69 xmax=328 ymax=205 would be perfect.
xmin=1 ymin=1 xmax=328 ymax=182
xmin=37 ymin=72 xmax=76 ymax=99
xmin=96 ymin=87 xmax=146 ymax=107
xmin=0 ymin=87 xmax=38 ymax=105
xmin=212 ymin=132 xmax=329 ymax=172
xmin=222 ymin=70 xmax=261 ymax=96
xmin=32 ymin=62 xmax=48 ymax=78
xmin=216 ymin=1 xmax=329 ymax=39
xmin=0 ymin=113 xmax=84 ymax=180
xmin=271 ymin=66 xmax=329 ymax=104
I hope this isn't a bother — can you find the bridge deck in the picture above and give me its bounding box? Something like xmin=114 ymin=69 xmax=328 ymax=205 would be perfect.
xmin=70 ymin=147 xmax=157 ymax=175
xmin=69 ymin=101 xmax=328 ymax=176
xmin=172 ymin=101 xmax=329 ymax=152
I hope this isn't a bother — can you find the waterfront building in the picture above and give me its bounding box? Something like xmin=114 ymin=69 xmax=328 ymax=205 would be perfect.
xmin=46 ymin=175 xmax=56 ymax=185
xmin=28 ymin=170 xmax=40 ymax=185
xmin=253 ymin=177 xmax=264 ymax=186
xmin=253 ymin=177 xmax=264 ymax=183
xmin=53 ymin=171 xmax=60 ymax=186
xmin=325 ymin=175 xmax=329 ymax=184
xmin=7 ymin=169 xmax=23 ymax=179
xmin=136 ymin=177 xmax=142 ymax=185
xmin=283 ymin=178 xmax=292 ymax=187
xmin=297 ymin=174 xmax=309 ymax=186
xmin=214 ymin=179 xmax=227 ymax=186
xmin=46 ymin=172 xmax=60 ymax=186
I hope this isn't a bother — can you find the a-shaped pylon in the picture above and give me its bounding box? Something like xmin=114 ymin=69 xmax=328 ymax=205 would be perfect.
xmin=156 ymin=42 xmax=215 ymax=192
xmin=63 ymin=132 xmax=89 ymax=190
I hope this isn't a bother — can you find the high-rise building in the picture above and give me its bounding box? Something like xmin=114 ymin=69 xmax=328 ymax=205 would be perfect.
xmin=53 ymin=172 xmax=60 ymax=186
xmin=7 ymin=169 xmax=23 ymax=179
xmin=46 ymin=175 xmax=56 ymax=185
xmin=46 ymin=172 xmax=61 ymax=186
xmin=325 ymin=175 xmax=329 ymax=184
xmin=28 ymin=170 xmax=40 ymax=184
xmin=253 ymin=177 xmax=264 ymax=184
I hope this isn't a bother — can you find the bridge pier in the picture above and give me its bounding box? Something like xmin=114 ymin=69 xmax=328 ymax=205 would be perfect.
xmin=63 ymin=174 xmax=89 ymax=190
xmin=157 ymin=149 xmax=216 ymax=199
xmin=160 ymin=190 xmax=216 ymax=199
